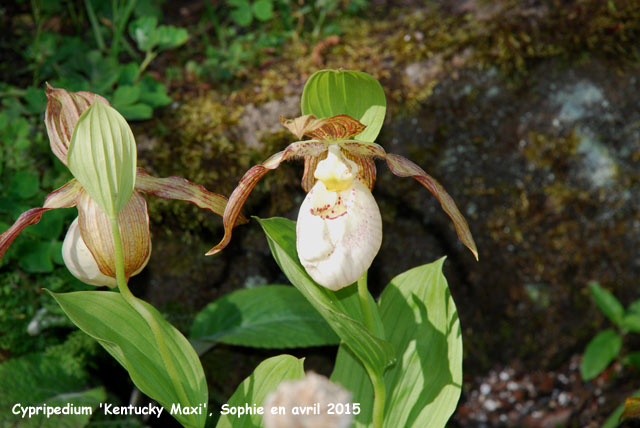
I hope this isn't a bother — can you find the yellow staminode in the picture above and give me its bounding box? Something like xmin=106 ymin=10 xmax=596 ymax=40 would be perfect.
xmin=314 ymin=145 xmax=357 ymax=192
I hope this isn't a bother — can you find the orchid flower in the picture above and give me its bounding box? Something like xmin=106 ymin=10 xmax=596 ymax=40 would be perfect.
xmin=0 ymin=85 xmax=245 ymax=287
xmin=207 ymin=114 xmax=477 ymax=290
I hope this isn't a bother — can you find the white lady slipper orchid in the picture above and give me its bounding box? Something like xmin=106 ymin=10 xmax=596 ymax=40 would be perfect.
xmin=297 ymin=145 xmax=381 ymax=290
xmin=0 ymin=86 xmax=243 ymax=287
xmin=208 ymin=114 xmax=477 ymax=290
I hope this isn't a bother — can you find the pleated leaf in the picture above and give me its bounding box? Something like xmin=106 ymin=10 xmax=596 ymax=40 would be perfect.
xmin=332 ymin=258 xmax=463 ymax=428
xmin=190 ymin=285 xmax=339 ymax=352
xmin=49 ymin=290 xmax=208 ymax=428
xmin=67 ymin=101 xmax=137 ymax=218
xmin=216 ymin=355 xmax=305 ymax=428
xmin=301 ymin=70 xmax=386 ymax=143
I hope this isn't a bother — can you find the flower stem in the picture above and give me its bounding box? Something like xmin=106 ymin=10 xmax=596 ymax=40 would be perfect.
xmin=109 ymin=215 xmax=190 ymax=407
xmin=357 ymin=271 xmax=375 ymax=332
xmin=356 ymin=271 xmax=386 ymax=428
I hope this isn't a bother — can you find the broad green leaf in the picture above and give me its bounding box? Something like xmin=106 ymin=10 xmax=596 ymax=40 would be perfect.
xmin=252 ymin=0 xmax=274 ymax=21
xmin=67 ymin=101 xmax=137 ymax=218
xmin=588 ymin=282 xmax=624 ymax=326
xmin=118 ymin=103 xmax=153 ymax=121
xmin=257 ymin=217 xmax=394 ymax=380
xmin=216 ymin=355 xmax=305 ymax=428
xmin=580 ymin=329 xmax=622 ymax=381
xmin=0 ymin=352 xmax=105 ymax=428
xmin=190 ymin=285 xmax=339 ymax=352
xmin=301 ymin=70 xmax=386 ymax=142
xmin=623 ymin=313 xmax=640 ymax=333
xmin=112 ymin=85 xmax=141 ymax=107
xmin=9 ymin=171 xmax=39 ymax=199
xmin=157 ymin=25 xmax=189 ymax=50
xmin=332 ymin=258 xmax=462 ymax=428
xmin=118 ymin=62 xmax=139 ymax=85
xmin=49 ymin=291 xmax=208 ymax=428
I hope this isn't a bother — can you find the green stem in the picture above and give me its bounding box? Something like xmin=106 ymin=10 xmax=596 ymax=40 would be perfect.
xmin=357 ymin=271 xmax=386 ymax=428
xmin=357 ymin=271 xmax=375 ymax=332
xmin=109 ymin=215 xmax=190 ymax=407
xmin=371 ymin=372 xmax=386 ymax=428
xmin=136 ymin=50 xmax=157 ymax=82
xmin=110 ymin=0 xmax=137 ymax=60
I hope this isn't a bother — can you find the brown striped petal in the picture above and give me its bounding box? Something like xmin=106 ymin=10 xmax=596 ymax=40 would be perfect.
xmin=0 ymin=179 xmax=82 ymax=260
xmin=76 ymin=190 xmax=151 ymax=279
xmin=385 ymin=153 xmax=478 ymax=260
xmin=45 ymin=84 xmax=109 ymax=165
xmin=206 ymin=140 xmax=325 ymax=255
xmin=134 ymin=168 xmax=246 ymax=225
xmin=303 ymin=115 xmax=366 ymax=141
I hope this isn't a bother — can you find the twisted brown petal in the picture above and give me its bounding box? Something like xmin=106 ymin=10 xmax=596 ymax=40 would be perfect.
xmin=206 ymin=141 xmax=324 ymax=255
xmin=281 ymin=115 xmax=326 ymax=140
xmin=134 ymin=168 xmax=246 ymax=225
xmin=77 ymin=190 xmax=151 ymax=278
xmin=45 ymin=84 xmax=109 ymax=165
xmin=0 ymin=179 xmax=82 ymax=260
xmin=385 ymin=153 xmax=478 ymax=260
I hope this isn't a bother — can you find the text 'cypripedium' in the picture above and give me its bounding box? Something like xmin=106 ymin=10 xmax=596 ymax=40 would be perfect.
xmin=208 ymin=114 xmax=477 ymax=290
xmin=0 ymin=85 xmax=245 ymax=286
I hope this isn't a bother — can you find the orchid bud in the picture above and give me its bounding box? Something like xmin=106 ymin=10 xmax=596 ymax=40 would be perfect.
xmin=62 ymin=216 xmax=150 ymax=287
xmin=297 ymin=145 xmax=382 ymax=290
xmin=263 ymin=372 xmax=353 ymax=428
xmin=67 ymin=100 xmax=137 ymax=218
xmin=45 ymin=85 xmax=109 ymax=166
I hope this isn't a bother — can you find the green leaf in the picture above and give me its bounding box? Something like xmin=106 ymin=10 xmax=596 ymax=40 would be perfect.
xmin=623 ymin=314 xmax=640 ymax=334
xmin=9 ymin=171 xmax=40 ymax=199
xmin=257 ymin=217 xmax=394 ymax=382
xmin=301 ymin=70 xmax=386 ymax=142
xmin=629 ymin=299 xmax=640 ymax=316
xmin=156 ymin=25 xmax=189 ymax=50
xmin=49 ymin=291 xmax=208 ymax=428
xmin=0 ymin=352 xmax=106 ymax=428
xmin=332 ymin=258 xmax=462 ymax=428
xmin=216 ymin=355 xmax=305 ymax=428
xmin=28 ymin=207 xmax=66 ymax=239
xmin=588 ymin=282 xmax=624 ymax=326
xmin=129 ymin=16 xmax=159 ymax=51
xmin=580 ymin=329 xmax=622 ymax=381
xmin=624 ymin=352 xmax=640 ymax=368
xmin=118 ymin=103 xmax=153 ymax=121
xmin=118 ymin=62 xmax=139 ymax=85
xmin=112 ymin=85 xmax=142 ymax=107
xmin=138 ymin=75 xmax=172 ymax=107
xmin=16 ymin=240 xmax=54 ymax=273
xmin=230 ymin=0 xmax=253 ymax=26
xmin=623 ymin=397 xmax=640 ymax=420
xmin=67 ymin=101 xmax=137 ymax=218
xmin=252 ymin=0 xmax=274 ymax=21
xmin=190 ymin=285 xmax=339 ymax=352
